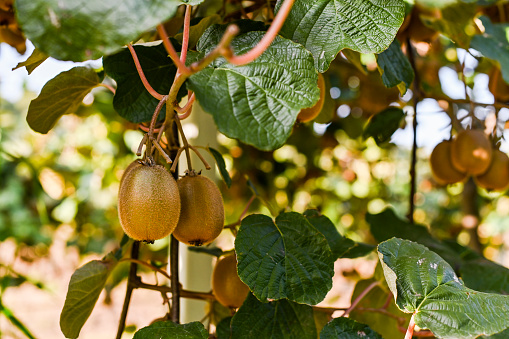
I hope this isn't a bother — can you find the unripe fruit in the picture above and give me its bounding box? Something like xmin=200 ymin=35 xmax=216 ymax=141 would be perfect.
xmin=297 ymin=73 xmax=326 ymax=123
xmin=430 ymin=140 xmax=467 ymax=185
xmin=451 ymin=129 xmax=492 ymax=175
xmin=118 ymin=164 xmax=180 ymax=242
xmin=173 ymin=173 xmax=224 ymax=246
xmin=475 ymin=149 xmax=509 ymax=191
xmin=212 ymin=254 xmax=249 ymax=308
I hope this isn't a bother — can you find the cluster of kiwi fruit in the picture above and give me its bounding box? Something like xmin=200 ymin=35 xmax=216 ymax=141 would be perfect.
xmin=0 ymin=0 xmax=26 ymax=54
xmin=430 ymin=129 xmax=509 ymax=191
xmin=118 ymin=160 xmax=249 ymax=307
xmin=118 ymin=159 xmax=224 ymax=245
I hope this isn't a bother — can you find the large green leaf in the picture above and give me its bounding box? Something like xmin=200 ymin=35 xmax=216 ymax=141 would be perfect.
xmin=278 ymin=0 xmax=406 ymax=72
xmin=303 ymin=209 xmax=374 ymax=259
xmin=235 ymin=212 xmax=334 ymax=305
xmin=367 ymin=208 xmax=509 ymax=294
xmin=470 ymin=16 xmax=509 ymax=84
xmin=60 ymin=257 xmax=117 ymax=338
xmin=188 ymin=28 xmax=318 ymax=151
xmin=15 ymin=0 xmax=202 ymax=61
xmin=26 ymin=67 xmax=101 ymax=134
xmin=320 ymin=317 xmax=383 ymax=339
xmin=376 ymin=39 xmax=414 ymax=95
xmin=133 ymin=321 xmax=208 ymax=339
xmin=103 ymin=42 xmax=186 ymax=123
xmin=378 ymin=238 xmax=509 ymax=339
xmin=230 ymin=293 xmax=317 ymax=339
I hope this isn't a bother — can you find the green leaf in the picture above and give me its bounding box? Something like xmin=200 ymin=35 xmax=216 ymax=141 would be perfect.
xmin=207 ymin=147 xmax=232 ymax=188
xmin=103 ymin=42 xmax=187 ymax=123
xmin=15 ymin=0 xmax=196 ymax=61
xmin=230 ymin=293 xmax=317 ymax=339
xmin=376 ymin=39 xmax=414 ymax=94
xmin=12 ymin=48 xmax=48 ymax=74
xmin=367 ymin=208 xmax=459 ymax=264
xmin=236 ymin=212 xmax=334 ymax=305
xmin=303 ymin=210 xmax=374 ymax=259
xmin=320 ymin=317 xmax=383 ymax=339
xmin=363 ymin=108 xmax=405 ymax=145
xmin=378 ymin=238 xmax=509 ymax=339
xmin=278 ymin=0 xmax=406 ymax=72
xmin=0 ymin=300 xmax=36 ymax=339
xmin=188 ymin=29 xmax=318 ymax=151
xmin=216 ymin=316 xmax=233 ymax=339
xmin=26 ymin=67 xmax=101 ymax=134
xmin=60 ymin=258 xmax=117 ymax=339
xmin=133 ymin=321 xmax=208 ymax=339
xmin=471 ymin=16 xmax=509 ymax=84
xmin=368 ymin=208 xmax=509 ymax=295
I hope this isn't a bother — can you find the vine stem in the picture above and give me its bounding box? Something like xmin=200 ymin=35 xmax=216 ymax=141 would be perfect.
xmin=342 ymin=281 xmax=379 ymax=317
xmin=157 ymin=24 xmax=191 ymax=75
xmin=116 ymin=241 xmax=140 ymax=339
xmin=405 ymin=314 xmax=416 ymax=339
xmin=170 ymin=235 xmax=180 ymax=322
xmin=149 ymin=96 xmax=169 ymax=139
xmin=128 ymin=44 xmax=164 ymax=100
xmin=99 ymin=83 xmax=116 ymax=94
xmin=180 ymin=5 xmax=192 ymax=64
xmin=406 ymin=38 xmax=420 ymax=224
xmin=225 ymin=0 xmax=295 ymax=66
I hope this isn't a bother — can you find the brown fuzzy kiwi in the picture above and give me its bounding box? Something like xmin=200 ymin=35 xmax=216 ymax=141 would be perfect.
xmin=297 ymin=73 xmax=326 ymax=123
xmin=212 ymin=253 xmax=249 ymax=308
xmin=475 ymin=149 xmax=509 ymax=191
xmin=173 ymin=172 xmax=224 ymax=246
xmin=118 ymin=163 xmax=180 ymax=242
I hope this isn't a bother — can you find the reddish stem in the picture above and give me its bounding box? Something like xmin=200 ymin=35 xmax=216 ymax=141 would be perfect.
xmin=149 ymin=96 xmax=168 ymax=139
xmin=405 ymin=314 xmax=416 ymax=339
xmin=139 ymin=124 xmax=162 ymax=133
xmin=180 ymin=5 xmax=192 ymax=64
xmin=128 ymin=44 xmax=164 ymax=100
xmin=226 ymin=0 xmax=295 ymax=65
xmin=342 ymin=281 xmax=379 ymax=317
xmin=176 ymin=93 xmax=195 ymax=120
xmin=99 ymin=83 xmax=116 ymax=94
xmin=157 ymin=24 xmax=192 ymax=75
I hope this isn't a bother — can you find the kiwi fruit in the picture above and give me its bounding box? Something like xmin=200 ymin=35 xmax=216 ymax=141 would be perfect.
xmin=173 ymin=172 xmax=224 ymax=246
xmin=212 ymin=253 xmax=249 ymax=308
xmin=118 ymin=163 xmax=180 ymax=242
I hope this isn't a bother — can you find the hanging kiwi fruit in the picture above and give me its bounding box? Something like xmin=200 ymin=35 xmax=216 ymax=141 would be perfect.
xmin=118 ymin=161 xmax=181 ymax=242
xmin=212 ymin=253 xmax=249 ymax=308
xmin=173 ymin=171 xmax=224 ymax=246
